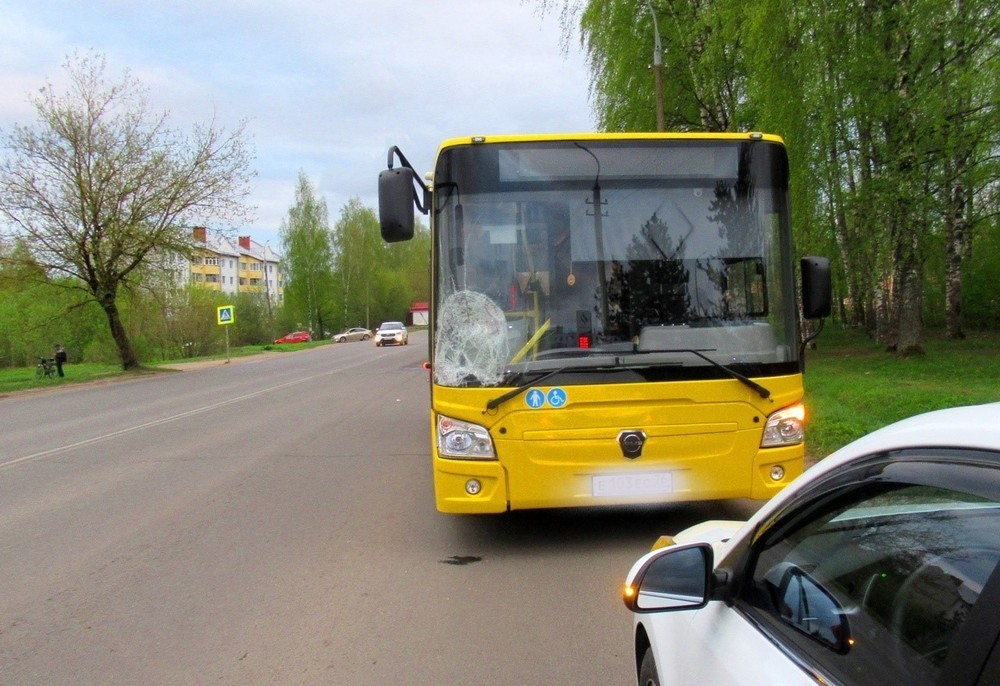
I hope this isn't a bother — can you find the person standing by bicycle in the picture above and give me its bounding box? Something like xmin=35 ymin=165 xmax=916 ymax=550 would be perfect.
xmin=54 ymin=344 xmax=67 ymax=378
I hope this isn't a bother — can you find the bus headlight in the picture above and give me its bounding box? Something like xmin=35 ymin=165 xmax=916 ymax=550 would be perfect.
xmin=761 ymin=404 xmax=805 ymax=447
xmin=437 ymin=415 xmax=496 ymax=459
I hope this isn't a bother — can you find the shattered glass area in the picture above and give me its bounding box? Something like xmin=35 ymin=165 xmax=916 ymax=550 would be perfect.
xmin=434 ymin=290 xmax=510 ymax=387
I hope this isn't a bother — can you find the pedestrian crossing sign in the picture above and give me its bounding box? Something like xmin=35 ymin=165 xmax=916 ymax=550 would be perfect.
xmin=217 ymin=305 xmax=235 ymax=325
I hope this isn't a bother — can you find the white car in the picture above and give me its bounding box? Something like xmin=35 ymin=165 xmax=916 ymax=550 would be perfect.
xmin=623 ymin=402 xmax=1000 ymax=686
xmin=374 ymin=321 xmax=408 ymax=347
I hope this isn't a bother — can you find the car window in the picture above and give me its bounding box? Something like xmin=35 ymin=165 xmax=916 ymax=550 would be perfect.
xmin=742 ymin=478 xmax=1000 ymax=686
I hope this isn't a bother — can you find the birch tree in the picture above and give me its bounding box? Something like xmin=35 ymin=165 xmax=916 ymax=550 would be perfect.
xmin=280 ymin=172 xmax=334 ymax=336
xmin=331 ymin=198 xmax=381 ymax=330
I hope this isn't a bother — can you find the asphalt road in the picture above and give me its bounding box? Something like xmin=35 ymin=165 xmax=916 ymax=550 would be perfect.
xmin=0 ymin=332 xmax=764 ymax=684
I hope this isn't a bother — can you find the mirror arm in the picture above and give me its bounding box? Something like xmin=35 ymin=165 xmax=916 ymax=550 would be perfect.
xmin=709 ymin=567 xmax=734 ymax=603
xmin=387 ymin=145 xmax=430 ymax=215
xmin=798 ymin=317 xmax=826 ymax=360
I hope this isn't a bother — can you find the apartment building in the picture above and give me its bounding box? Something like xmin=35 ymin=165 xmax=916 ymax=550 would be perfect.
xmin=185 ymin=227 xmax=283 ymax=303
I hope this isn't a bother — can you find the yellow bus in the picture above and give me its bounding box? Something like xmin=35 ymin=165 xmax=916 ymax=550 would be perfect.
xmin=379 ymin=133 xmax=830 ymax=514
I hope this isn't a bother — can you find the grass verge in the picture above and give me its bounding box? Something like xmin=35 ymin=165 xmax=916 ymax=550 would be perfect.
xmin=803 ymin=328 xmax=1000 ymax=459
xmin=0 ymin=362 xmax=142 ymax=395
xmin=0 ymin=341 xmax=330 ymax=394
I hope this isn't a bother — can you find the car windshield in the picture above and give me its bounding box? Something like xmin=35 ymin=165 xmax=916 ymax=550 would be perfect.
xmin=381 ymin=322 xmax=404 ymax=330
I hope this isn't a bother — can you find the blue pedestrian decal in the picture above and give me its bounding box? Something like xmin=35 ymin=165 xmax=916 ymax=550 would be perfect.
xmin=525 ymin=388 xmax=546 ymax=409
xmin=524 ymin=387 xmax=569 ymax=409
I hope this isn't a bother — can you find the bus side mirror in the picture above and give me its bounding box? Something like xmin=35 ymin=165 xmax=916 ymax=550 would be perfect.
xmin=800 ymin=256 xmax=831 ymax=319
xmin=379 ymin=167 xmax=417 ymax=243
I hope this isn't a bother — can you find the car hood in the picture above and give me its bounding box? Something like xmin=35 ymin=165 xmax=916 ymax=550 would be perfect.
xmin=670 ymin=519 xmax=746 ymax=558
xmin=632 ymin=401 xmax=1000 ymax=577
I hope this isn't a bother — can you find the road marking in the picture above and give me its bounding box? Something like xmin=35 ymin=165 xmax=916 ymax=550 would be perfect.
xmin=1 ymin=357 xmax=375 ymax=471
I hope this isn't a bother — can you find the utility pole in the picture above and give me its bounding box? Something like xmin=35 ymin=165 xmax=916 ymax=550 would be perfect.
xmin=648 ymin=1 xmax=665 ymax=132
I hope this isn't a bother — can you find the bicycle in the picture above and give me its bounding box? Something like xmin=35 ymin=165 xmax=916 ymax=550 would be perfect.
xmin=36 ymin=357 xmax=57 ymax=380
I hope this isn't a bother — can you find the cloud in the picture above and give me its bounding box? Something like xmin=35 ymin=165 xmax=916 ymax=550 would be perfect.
xmin=0 ymin=0 xmax=594 ymax=248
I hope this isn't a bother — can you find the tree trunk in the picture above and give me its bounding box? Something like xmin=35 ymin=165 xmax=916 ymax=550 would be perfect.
xmin=873 ymin=279 xmax=893 ymax=349
xmin=894 ymin=232 xmax=924 ymax=356
xmin=944 ymin=0 xmax=971 ymax=340
xmin=827 ymin=138 xmax=864 ymax=328
xmin=100 ymin=296 xmax=140 ymax=370
xmin=945 ymin=178 xmax=967 ymax=340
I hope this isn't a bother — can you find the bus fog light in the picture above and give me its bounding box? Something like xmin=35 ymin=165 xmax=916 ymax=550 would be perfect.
xmin=769 ymin=465 xmax=785 ymax=481
xmin=465 ymin=479 xmax=482 ymax=495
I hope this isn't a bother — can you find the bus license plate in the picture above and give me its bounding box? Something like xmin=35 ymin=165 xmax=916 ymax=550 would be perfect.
xmin=593 ymin=472 xmax=673 ymax=497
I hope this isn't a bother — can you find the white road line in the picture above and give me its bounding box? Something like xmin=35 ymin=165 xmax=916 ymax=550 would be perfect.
xmin=1 ymin=357 xmax=375 ymax=471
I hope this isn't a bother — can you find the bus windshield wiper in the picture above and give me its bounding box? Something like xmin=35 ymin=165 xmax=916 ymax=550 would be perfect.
xmin=485 ymin=347 xmax=771 ymax=411
xmin=485 ymin=360 xmax=651 ymax=412
xmin=636 ymin=347 xmax=771 ymax=400
xmin=486 ymin=367 xmax=567 ymax=412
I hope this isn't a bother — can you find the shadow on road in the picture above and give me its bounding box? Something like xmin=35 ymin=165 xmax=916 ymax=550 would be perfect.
xmin=441 ymin=498 xmax=765 ymax=555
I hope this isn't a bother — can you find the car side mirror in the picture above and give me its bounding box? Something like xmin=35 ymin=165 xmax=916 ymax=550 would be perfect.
xmin=624 ymin=543 xmax=713 ymax=612
xmin=770 ymin=563 xmax=852 ymax=653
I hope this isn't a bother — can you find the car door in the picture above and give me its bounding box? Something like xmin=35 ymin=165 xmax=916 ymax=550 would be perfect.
xmin=655 ymin=600 xmax=822 ymax=684
xmin=727 ymin=448 xmax=1000 ymax=686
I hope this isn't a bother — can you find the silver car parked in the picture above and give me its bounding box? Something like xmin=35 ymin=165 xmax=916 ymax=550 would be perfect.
xmin=332 ymin=327 xmax=371 ymax=343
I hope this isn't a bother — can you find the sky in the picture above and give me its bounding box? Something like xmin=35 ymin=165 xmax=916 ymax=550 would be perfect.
xmin=0 ymin=0 xmax=595 ymax=250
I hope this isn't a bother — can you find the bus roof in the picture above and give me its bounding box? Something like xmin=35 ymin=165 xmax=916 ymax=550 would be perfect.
xmin=435 ymin=131 xmax=785 ymax=155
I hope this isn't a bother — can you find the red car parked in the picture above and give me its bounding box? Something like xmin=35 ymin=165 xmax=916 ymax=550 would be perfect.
xmin=274 ymin=331 xmax=312 ymax=344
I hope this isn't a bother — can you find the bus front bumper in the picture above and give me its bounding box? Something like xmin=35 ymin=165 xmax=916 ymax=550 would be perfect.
xmin=432 ymin=443 xmax=803 ymax=514
xmin=433 ymin=459 xmax=510 ymax=514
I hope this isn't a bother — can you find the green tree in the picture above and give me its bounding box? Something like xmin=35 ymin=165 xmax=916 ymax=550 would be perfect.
xmin=394 ymin=220 xmax=431 ymax=308
xmin=931 ymin=0 xmax=1000 ymax=338
xmin=543 ymin=0 xmax=1000 ymax=349
xmin=332 ymin=198 xmax=383 ymax=330
xmin=370 ymin=220 xmax=430 ymax=326
xmin=159 ymin=285 xmax=223 ymax=359
xmin=330 ymin=199 xmax=429 ymax=331
xmin=0 ymin=52 xmax=254 ymax=369
xmin=742 ymin=0 xmax=999 ymax=350
xmin=0 ymin=241 xmax=67 ymax=366
xmin=231 ymin=291 xmax=271 ymax=347
xmin=280 ymin=172 xmax=335 ymax=337
xmin=0 ymin=236 xmax=120 ymax=368
xmin=541 ymin=0 xmax=747 ymax=131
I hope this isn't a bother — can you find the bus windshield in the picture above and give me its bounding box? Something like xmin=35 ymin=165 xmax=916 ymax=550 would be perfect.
xmin=431 ymin=139 xmax=800 ymax=388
